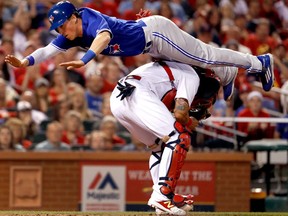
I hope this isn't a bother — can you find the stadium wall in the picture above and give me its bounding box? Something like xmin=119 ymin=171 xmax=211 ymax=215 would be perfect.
xmin=0 ymin=151 xmax=252 ymax=212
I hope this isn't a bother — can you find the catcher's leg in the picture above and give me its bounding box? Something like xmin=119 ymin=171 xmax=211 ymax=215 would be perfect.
xmin=158 ymin=122 xmax=190 ymax=199
xmin=148 ymin=122 xmax=193 ymax=215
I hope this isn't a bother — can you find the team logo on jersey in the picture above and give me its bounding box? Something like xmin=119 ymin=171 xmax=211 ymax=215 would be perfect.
xmin=109 ymin=44 xmax=123 ymax=54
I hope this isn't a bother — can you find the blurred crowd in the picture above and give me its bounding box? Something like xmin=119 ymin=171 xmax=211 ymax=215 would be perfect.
xmin=1 ymin=0 xmax=288 ymax=152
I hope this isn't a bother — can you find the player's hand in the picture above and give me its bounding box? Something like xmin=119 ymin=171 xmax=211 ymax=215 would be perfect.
xmin=5 ymin=55 xmax=28 ymax=68
xmin=136 ymin=8 xmax=152 ymax=19
xmin=186 ymin=117 xmax=199 ymax=132
xmin=59 ymin=60 xmax=85 ymax=70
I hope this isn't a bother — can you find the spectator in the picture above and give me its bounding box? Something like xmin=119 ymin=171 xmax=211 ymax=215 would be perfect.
xmin=101 ymin=92 xmax=113 ymax=117
xmin=49 ymin=99 xmax=71 ymax=125
xmin=5 ymin=117 xmax=32 ymax=150
xmin=122 ymin=135 xmax=147 ymax=151
xmin=272 ymin=44 xmax=288 ymax=88
xmin=156 ymin=0 xmax=188 ymax=23
xmin=206 ymin=6 xmax=222 ymax=46
xmin=0 ymin=21 xmax=16 ymax=55
xmin=246 ymin=0 xmax=261 ymax=23
xmin=235 ymin=82 xmax=252 ymax=116
xmin=0 ymin=48 xmax=13 ymax=83
xmin=84 ymin=0 xmax=119 ymax=18
xmin=86 ymin=130 xmax=111 ymax=151
xmin=0 ymin=1 xmax=13 ymax=26
xmin=274 ymin=0 xmax=288 ymax=28
xmin=196 ymin=24 xmax=219 ymax=47
xmin=237 ymin=91 xmax=274 ymax=143
xmin=99 ymin=115 xmax=126 ymax=149
xmin=219 ymin=1 xmax=235 ymax=33
xmin=259 ymin=0 xmax=282 ymax=30
xmin=183 ymin=9 xmax=208 ymax=37
xmin=0 ymin=37 xmax=14 ymax=56
xmin=70 ymin=87 xmax=93 ymax=120
xmin=16 ymin=100 xmax=38 ymax=140
xmin=157 ymin=1 xmax=183 ymax=28
xmin=13 ymin=41 xmax=48 ymax=92
xmin=233 ymin=14 xmax=249 ymax=44
xmin=121 ymin=0 xmax=146 ymax=20
xmin=222 ymin=28 xmax=252 ymax=54
xmin=84 ymin=71 xmax=104 ymax=119
xmin=244 ymin=18 xmax=278 ymax=55
xmin=12 ymin=0 xmax=36 ymax=55
xmin=48 ymin=67 xmax=69 ymax=106
xmin=0 ymin=77 xmax=17 ymax=109
xmin=0 ymin=125 xmax=24 ymax=151
xmin=99 ymin=59 xmax=124 ymax=94
xmin=219 ymin=0 xmax=248 ymax=16
xmin=19 ymin=90 xmax=48 ymax=125
xmin=34 ymin=77 xmax=50 ymax=114
xmin=33 ymin=121 xmax=70 ymax=151
xmin=61 ymin=110 xmax=85 ymax=146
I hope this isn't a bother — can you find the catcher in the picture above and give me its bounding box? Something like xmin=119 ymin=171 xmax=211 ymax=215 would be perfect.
xmin=110 ymin=60 xmax=220 ymax=215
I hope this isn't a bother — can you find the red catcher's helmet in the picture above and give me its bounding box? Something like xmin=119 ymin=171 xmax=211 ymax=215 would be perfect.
xmin=48 ymin=1 xmax=77 ymax=31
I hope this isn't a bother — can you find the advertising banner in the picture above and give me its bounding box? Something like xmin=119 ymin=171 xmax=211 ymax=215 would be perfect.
xmin=125 ymin=161 xmax=215 ymax=205
xmin=81 ymin=161 xmax=215 ymax=211
xmin=81 ymin=165 xmax=126 ymax=211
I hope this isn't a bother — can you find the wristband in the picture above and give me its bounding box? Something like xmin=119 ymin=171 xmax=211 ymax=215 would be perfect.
xmin=26 ymin=56 xmax=35 ymax=66
xmin=80 ymin=49 xmax=96 ymax=64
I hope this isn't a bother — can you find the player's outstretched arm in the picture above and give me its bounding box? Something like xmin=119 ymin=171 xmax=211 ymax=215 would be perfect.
xmin=5 ymin=55 xmax=29 ymax=68
xmin=60 ymin=31 xmax=111 ymax=70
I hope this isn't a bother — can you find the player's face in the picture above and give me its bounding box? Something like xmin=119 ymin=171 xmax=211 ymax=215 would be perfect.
xmin=57 ymin=15 xmax=79 ymax=40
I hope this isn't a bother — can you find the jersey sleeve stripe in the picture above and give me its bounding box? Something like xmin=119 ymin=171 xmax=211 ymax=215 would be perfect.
xmin=51 ymin=43 xmax=67 ymax=52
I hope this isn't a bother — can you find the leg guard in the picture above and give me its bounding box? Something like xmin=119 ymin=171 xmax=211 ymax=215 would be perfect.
xmin=149 ymin=150 xmax=163 ymax=186
xmin=159 ymin=122 xmax=191 ymax=203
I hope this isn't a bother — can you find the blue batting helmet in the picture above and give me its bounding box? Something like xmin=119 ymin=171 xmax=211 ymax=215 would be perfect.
xmin=48 ymin=1 xmax=77 ymax=31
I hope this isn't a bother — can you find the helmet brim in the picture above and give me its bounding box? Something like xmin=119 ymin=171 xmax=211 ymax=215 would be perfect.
xmin=49 ymin=19 xmax=66 ymax=31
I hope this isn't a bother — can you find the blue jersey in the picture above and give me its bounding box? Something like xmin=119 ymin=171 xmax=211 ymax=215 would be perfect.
xmin=52 ymin=8 xmax=147 ymax=56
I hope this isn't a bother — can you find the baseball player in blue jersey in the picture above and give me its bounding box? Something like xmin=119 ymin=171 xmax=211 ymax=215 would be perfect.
xmin=5 ymin=0 xmax=274 ymax=100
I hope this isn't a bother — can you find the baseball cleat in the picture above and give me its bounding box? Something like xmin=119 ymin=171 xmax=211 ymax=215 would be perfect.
xmin=174 ymin=194 xmax=194 ymax=212
xmin=155 ymin=208 xmax=169 ymax=215
xmin=257 ymin=53 xmax=274 ymax=91
xmin=148 ymin=198 xmax=186 ymax=215
xmin=223 ymin=67 xmax=237 ymax=101
xmin=180 ymin=204 xmax=194 ymax=212
xmin=182 ymin=194 xmax=194 ymax=206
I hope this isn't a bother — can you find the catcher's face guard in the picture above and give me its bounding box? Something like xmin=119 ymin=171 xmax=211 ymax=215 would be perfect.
xmin=189 ymin=67 xmax=220 ymax=120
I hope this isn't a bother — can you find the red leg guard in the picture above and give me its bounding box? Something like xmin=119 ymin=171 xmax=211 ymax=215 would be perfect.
xmin=159 ymin=122 xmax=191 ymax=201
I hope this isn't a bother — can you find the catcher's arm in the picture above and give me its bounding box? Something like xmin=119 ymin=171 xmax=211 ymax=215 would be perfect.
xmin=174 ymin=98 xmax=198 ymax=132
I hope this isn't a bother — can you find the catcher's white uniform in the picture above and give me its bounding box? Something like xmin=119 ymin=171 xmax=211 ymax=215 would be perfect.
xmin=110 ymin=61 xmax=200 ymax=215
xmin=111 ymin=61 xmax=199 ymax=147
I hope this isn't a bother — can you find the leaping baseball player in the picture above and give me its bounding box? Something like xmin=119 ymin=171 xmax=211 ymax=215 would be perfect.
xmin=5 ymin=1 xmax=274 ymax=101
xmin=110 ymin=60 xmax=220 ymax=215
